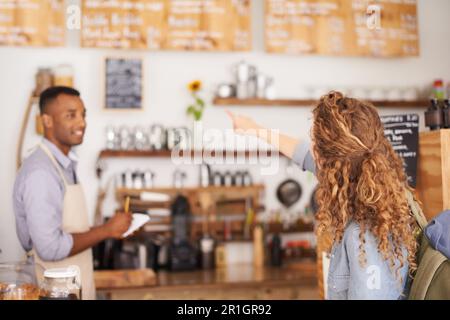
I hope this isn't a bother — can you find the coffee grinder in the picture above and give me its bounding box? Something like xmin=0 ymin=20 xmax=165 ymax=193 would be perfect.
xmin=168 ymin=195 xmax=197 ymax=271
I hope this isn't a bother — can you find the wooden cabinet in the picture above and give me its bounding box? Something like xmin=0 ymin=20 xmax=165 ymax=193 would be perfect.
xmin=415 ymin=129 xmax=450 ymax=221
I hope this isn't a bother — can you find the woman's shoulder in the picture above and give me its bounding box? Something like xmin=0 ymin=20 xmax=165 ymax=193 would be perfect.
xmin=343 ymin=221 xmax=362 ymax=241
xmin=342 ymin=221 xmax=379 ymax=252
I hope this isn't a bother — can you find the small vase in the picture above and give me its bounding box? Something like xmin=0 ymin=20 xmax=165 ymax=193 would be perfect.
xmin=190 ymin=119 xmax=204 ymax=151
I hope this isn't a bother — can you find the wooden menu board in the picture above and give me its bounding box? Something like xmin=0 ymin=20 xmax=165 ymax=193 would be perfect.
xmin=163 ymin=0 xmax=251 ymax=51
xmin=0 ymin=0 xmax=65 ymax=46
xmin=82 ymin=0 xmax=251 ymax=51
xmin=82 ymin=0 xmax=166 ymax=49
xmin=265 ymin=0 xmax=419 ymax=57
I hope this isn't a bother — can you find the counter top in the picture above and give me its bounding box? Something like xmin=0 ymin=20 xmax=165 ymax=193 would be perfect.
xmin=95 ymin=262 xmax=317 ymax=291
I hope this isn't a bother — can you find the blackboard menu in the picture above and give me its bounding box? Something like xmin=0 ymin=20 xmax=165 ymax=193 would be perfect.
xmin=265 ymin=0 xmax=419 ymax=57
xmin=381 ymin=114 xmax=419 ymax=187
xmin=105 ymin=58 xmax=143 ymax=110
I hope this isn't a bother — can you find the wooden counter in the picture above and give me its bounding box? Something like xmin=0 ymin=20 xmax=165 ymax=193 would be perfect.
xmin=416 ymin=129 xmax=450 ymax=220
xmin=95 ymin=262 xmax=319 ymax=300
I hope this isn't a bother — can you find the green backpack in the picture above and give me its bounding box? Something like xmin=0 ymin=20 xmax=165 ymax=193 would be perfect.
xmin=406 ymin=191 xmax=450 ymax=300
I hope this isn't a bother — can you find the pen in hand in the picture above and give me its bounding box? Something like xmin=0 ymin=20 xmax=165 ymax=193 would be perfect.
xmin=124 ymin=196 xmax=130 ymax=213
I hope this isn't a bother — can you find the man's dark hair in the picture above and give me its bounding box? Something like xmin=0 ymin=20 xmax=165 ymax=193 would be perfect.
xmin=39 ymin=86 xmax=80 ymax=114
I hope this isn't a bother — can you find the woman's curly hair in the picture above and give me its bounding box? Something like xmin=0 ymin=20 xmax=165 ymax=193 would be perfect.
xmin=312 ymin=91 xmax=418 ymax=280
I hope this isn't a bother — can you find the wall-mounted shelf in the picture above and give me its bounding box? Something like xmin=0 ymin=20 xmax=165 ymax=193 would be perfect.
xmin=213 ymin=97 xmax=429 ymax=108
xmin=116 ymin=185 xmax=265 ymax=201
xmin=116 ymin=185 xmax=265 ymax=216
xmin=116 ymin=185 xmax=266 ymax=241
xmin=99 ymin=149 xmax=281 ymax=159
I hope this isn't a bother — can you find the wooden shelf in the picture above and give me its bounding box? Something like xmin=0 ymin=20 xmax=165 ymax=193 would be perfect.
xmin=99 ymin=149 xmax=280 ymax=159
xmin=116 ymin=184 xmax=265 ymax=213
xmin=116 ymin=185 xmax=265 ymax=197
xmin=213 ymin=97 xmax=429 ymax=108
xmin=214 ymin=97 xmax=318 ymax=107
xmin=99 ymin=149 xmax=173 ymax=158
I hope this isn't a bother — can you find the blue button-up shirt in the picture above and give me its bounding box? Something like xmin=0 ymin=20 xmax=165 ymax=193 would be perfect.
xmin=13 ymin=139 xmax=78 ymax=261
xmin=292 ymin=141 xmax=409 ymax=300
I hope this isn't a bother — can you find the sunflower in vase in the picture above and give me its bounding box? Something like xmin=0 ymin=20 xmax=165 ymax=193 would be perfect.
xmin=186 ymin=80 xmax=206 ymax=121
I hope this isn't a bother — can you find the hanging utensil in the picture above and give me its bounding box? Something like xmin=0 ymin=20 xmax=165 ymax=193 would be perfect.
xmin=276 ymin=160 xmax=302 ymax=208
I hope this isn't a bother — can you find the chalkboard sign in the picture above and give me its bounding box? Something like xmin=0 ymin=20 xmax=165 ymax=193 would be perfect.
xmin=381 ymin=114 xmax=419 ymax=187
xmin=104 ymin=58 xmax=143 ymax=110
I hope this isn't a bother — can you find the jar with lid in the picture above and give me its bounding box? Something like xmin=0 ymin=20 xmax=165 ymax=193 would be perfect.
xmin=39 ymin=266 xmax=81 ymax=300
xmin=0 ymin=260 xmax=42 ymax=300
xmin=200 ymin=236 xmax=215 ymax=269
xmin=53 ymin=64 xmax=74 ymax=87
xmin=105 ymin=125 xmax=119 ymax=150
xmin=33 ymin=68 xmax=54 ymax=97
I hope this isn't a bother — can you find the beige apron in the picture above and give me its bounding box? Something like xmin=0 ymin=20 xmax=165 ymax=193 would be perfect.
xmin=30 ymin=143 xmax=96 ymax=300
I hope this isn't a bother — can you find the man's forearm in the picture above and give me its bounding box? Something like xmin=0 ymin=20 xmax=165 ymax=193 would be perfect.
xmin=69 ymin=225 xmax=109 ymax=257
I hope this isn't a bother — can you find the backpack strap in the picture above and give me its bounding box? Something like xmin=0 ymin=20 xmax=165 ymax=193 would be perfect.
xmin=408 ymin=239 xmax=447 ymax=300
xmin=405 ymin=189 xmax=428 ymax=230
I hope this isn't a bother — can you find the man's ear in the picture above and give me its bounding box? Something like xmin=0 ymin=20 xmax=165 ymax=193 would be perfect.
xmin=41 ymin=114 xmax=53 ymax=129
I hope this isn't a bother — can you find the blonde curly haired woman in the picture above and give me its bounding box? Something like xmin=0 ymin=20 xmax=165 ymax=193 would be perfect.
xmin=226 ymin=91 xmax=418 ymax=300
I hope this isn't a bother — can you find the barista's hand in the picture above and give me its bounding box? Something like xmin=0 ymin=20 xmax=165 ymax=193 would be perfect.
xmin=104 ymin=212 xmax=132 ymax=239
xmin=225 ymin=109 xmax=261 ymax=136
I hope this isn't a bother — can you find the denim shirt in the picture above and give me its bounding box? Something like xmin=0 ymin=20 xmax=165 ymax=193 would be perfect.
xmin=292 ymin=141 xmax=409 ymax=299
xmin=13 ymin=139 xmax=78 ymax=261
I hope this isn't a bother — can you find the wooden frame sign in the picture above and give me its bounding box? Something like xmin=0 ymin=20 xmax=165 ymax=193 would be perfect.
xmin=104 ymin=57 xmax=144 ymax=110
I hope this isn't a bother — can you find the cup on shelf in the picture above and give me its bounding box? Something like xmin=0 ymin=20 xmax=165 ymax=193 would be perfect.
xmin=352 ymin=87 xmax=370 ymax=100
xmin=119 ymin=126 xmax=133 ymax=150
xmin=368 ymin=87 xmax=386 ymax=101
xmin=386 ymin=87 xmax=402 ymax=101
xmin=132 ymin=171 xmax=144 ymax=189
xmin=133 ymin=126 xmax=147 ymax=151
xmin=402 ymin=87 xmax=419 ymax=101
xmin=105 ymin=125 xmax=119 ymax=150
xmin=143 ymin=170 xmax=155 ymax=188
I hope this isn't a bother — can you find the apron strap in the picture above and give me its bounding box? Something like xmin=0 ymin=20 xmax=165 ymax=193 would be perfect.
xmin=39 ymin=143 xmax=69 ymax=187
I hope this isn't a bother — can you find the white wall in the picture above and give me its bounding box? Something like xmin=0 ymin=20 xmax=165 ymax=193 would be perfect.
xmin=1 ymin=0 xmax=449 ymax=262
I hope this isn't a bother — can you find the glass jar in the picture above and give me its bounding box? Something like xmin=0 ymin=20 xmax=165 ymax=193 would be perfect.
xmin=39 ymin=266 xmax=81 ymax=300
xmin=53 ymin=64 xmax=74 ymax=87
xmin=33 ymin=68 xmax=54 ymax=97
xmin=0 ymin=260 xmax=41 ymax=300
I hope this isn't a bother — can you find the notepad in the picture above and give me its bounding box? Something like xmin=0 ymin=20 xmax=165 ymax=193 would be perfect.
xmin=122 ymin=213 xmax=150 ymax=238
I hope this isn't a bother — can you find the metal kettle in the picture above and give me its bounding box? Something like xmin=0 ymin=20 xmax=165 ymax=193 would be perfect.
xmin=232 ymin=60 xmax=256 ymax=83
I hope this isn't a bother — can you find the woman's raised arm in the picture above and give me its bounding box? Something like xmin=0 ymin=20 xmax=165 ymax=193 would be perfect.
xmin=225 ymin=110 xmax=302 ymax=160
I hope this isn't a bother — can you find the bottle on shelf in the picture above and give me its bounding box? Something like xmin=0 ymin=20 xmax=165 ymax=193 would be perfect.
xmin=443 ymin=99 xmax=450 ymax=129
xmin=425 ymin=99 xmax=443 ymax=130
xmin=270 ymin=233 xmax=282 ymax=267
xmin=253 ymin=225 xmax=265 ymax=268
